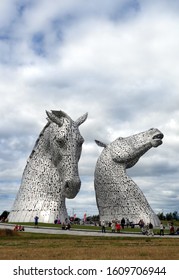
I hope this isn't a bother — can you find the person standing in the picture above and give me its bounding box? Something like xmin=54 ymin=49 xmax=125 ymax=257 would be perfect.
xmin=115 ymin=222 xmax=121 ymax=233
xmin=111 ymin=220 xmax=116 ymax=233
xmin=34 ymin=215 xmax=39 ymax=227
xmin=126 ymin=218 xmax=130 ymax=228
xmin=101 ymin=220 xmax=106 ymax=233
xmin=169 ymin=223 xmax=175 ymax=235
xmin=160 ymin=222 xmax=164 ymax=236
xmin=149 ymin=222 xmax=154 ymax=236
xmin=121 ymin=217 xmax=125 ymax=229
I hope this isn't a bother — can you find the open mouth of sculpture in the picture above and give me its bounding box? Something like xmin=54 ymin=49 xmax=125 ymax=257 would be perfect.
xmin=152 ymin=133 xmax=164 ymax=144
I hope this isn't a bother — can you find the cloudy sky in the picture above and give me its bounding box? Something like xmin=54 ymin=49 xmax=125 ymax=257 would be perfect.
xmin=0 ymin=0 xmax=179 ymax=218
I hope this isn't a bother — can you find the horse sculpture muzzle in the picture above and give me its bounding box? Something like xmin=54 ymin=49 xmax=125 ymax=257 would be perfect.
xmin=63 ymin=178 xmax=81 ymax=199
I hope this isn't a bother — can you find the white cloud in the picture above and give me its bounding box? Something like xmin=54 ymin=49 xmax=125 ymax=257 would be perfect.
xmin=0 ymin=0 xmax=179 ymax=217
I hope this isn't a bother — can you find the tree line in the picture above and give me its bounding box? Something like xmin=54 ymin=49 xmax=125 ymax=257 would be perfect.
xmin=1 ymin=211 xmax=179 ymax=223
xmin=157 ymin=211 xmax=179 ymax=221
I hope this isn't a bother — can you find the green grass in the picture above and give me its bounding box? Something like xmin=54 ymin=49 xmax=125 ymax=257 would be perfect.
xmin=1 ymin=229 xmax=179 ymax=260
xmin=7 ymin=221 xmax=176 ymax=234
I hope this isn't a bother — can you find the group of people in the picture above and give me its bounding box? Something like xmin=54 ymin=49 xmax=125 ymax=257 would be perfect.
xmin=101 ymin=218 xmax=155 ymax=235
xmin=101 ymin=218 xmax=179 ymax=236
xmin=34 ymin=215 xmax=72 ymax=230
xmin=13 ymin=215 xmax=40 ymax=231
xmin=61 ymin=222 xmax=71 ymax=230
xmin=141 ymin=222 xmax=154 ymax=236
xmin=160 ymin=222 xmax=179 ymax=235
xmin=140 ymin=221 xmax=177 ymax=236
xmin=54 ymin=218 xmax=61 ymax=224
xmin=111 ymin=220 xmax=121 ymax=233
xmin=34 ymin=216 xmax=73 ymax=230
xmin=169 ymin=222 xmax=179 ymax=235
xmin=13 ymin=224 xmax=25 ymax=231
xmin=101 ymin=217 xmax=128 ymax=233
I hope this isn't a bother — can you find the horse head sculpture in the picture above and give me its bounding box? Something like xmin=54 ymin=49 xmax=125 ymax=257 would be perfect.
xmin=94 ymin=128 xmax=164 ymax=227
xmin=8 ymin=110 xmax=88 ymax=223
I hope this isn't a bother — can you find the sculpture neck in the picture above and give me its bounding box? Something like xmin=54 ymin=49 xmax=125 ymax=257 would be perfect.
xmin=97 ymin=156 xmax=127 ymax=182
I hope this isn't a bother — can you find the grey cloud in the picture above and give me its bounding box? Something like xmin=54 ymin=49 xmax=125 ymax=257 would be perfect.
xmin=0 ymin=0 xmax=179 ymax=217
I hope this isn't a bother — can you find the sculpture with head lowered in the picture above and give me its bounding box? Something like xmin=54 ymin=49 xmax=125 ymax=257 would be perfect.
xmin=94 ymin=128 xmax=164 ymax=227
xmin=8 ymin=110 xmax=88 ymax=223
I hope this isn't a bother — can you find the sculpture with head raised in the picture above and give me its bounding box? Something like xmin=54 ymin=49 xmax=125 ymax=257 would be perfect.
xmin=94 ymin=128 xmax=164 ymax=226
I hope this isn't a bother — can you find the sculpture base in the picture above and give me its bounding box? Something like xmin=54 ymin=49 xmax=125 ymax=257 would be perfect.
xmin=8 ymin=210 xmax=68 ymax=224
xmin=99 ymin=208 xmax=160 ymax=227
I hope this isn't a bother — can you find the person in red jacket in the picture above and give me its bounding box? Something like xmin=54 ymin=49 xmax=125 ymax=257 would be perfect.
xmin=115 ymin=222 xmax=121 ymax=233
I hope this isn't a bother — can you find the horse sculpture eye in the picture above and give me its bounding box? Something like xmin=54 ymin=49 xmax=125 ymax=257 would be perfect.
xmin=56 ymin=138 xmax=65 ymax=147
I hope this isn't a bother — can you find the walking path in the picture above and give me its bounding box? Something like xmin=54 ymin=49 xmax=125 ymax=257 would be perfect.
xmin=0 ymin=223 xmax=179 ymax=238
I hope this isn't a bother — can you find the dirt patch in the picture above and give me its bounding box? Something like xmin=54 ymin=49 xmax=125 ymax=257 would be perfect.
xmin=0 ymin=228 xmax=19 ymax=237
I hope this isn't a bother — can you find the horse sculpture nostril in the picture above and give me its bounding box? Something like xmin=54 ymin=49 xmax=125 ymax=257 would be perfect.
xmin=152 ymin=133 xmax=164 ymax=140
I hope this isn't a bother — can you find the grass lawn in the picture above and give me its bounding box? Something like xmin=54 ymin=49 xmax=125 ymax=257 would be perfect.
xmin=0 ymin=226 xmax=179 ymax=260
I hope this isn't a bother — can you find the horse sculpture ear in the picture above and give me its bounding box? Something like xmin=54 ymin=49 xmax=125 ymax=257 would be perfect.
xmin=95 ymin=140 xmax=107 ymax=148
xmin=46 ymin=111 xmax=63 ymax=127
xmin=75 ymin=112 xmax=88 ymax=126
